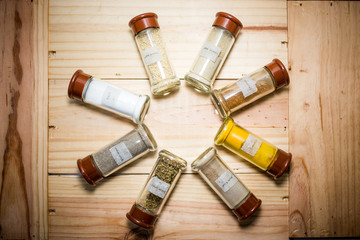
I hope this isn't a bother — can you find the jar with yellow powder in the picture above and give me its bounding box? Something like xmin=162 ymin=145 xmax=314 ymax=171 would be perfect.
xmin=129 ymin=13 xmax=180 ymax=96
xmin=214 ymin=117 xmax=292 ymax=179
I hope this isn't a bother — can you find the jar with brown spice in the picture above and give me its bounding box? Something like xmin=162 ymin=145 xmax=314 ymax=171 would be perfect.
xmin=77 ymin=124 xmax=157 ymax=185
xmin=185 ymin=12 xmax=243 ymax=93
xmin=191 ymin=147 xmax=262 ymax=221
xmin=211 ymin=59 xmax=290 ymax=119
xmin=129 ymin=13 xmax=180 ymax=96
xmin=126 ymin=150 xmax=187 ymax=228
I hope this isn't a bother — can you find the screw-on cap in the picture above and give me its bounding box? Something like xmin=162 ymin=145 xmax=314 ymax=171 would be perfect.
xmin=213 ymin=12 xmax=243 ymax=37
xmin=77 ymin=155 xmax=103 ymax=185
xmin=68 ymin=69 xmax=92 ymax=101
xmin=266 ymin=149 xmax=292 ymax=179
xmin=265 ymin=58 xmax=290 ymax=89
xmin=126 ymin=204 xmax=158 ymax=229
xmin=232 ymin=193 xmax=261 ymax=221
xmin=129 ymin=12 xmax=159 ymax=35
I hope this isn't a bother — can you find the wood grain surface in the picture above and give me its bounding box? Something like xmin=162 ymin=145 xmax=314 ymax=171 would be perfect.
xmin=288 ymin=1 xmax=360 ymax=238
xmin=47 ymin=0 xmax=289 ymax=239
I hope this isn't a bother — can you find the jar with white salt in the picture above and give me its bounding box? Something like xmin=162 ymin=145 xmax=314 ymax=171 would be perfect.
xmin=185 ymin=12 xmax=243 ymax=93
xmin=129 ymin=13 xmax=180 ymax=96
xmin=211 ymin=59 xmax=290 ymax=119
xmin=68 ymin=70 xmax=150 ymax=123
xmin=191 ymin=147 xmax=261 ymax=221
xmin=77 ymin=124 xmax=157 ymax=185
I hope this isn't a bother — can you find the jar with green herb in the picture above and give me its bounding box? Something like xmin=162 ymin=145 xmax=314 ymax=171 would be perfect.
xmin=191 ymin=147 xmax=261 ymax=221
xmin=126 ymin=150 xmax=187 ymax=228
xmin=211 ymin=59 xmax=290 ymax=119
xmin=77 ymin=124 xmax=157 ymax=185
xmin=185 ymin=12 xmax=243 ymax=93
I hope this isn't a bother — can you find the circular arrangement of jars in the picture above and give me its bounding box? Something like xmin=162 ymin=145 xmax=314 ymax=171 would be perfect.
xmin=67 ymin=12 xmax=292 ymax=229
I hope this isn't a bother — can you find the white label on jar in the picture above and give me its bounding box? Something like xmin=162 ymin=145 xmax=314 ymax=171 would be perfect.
xmin=215 ymin=170 xmax=238 ymax=193
xmin=101 ymin=86 xmax=121 ymax=110
xmin=241 ymin=134 xmax=262 ymax=157
xmin=237 ymin=76 xmax=258 ymax=98
xmin=109 ymin=142 xmax=133 ymax=165
xmin=142 ymin=46 xmax=162 ymax=66
xmin=147 ymin=176 xmax=170 ymax=199
xmin=200 ymin=42 xmax=221 ymax=62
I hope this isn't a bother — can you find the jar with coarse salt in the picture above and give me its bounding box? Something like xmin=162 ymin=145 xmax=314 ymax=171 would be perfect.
xmin=126 ymin=150 xmax=187 ymax=228
xmin=211 ymin=59 xmax=290 ymax=119
xmin=185 ymin=12 xmax=243 ymax=93
xmin=191 ymin=147 xmax=262 ymax=221
xmin=68 ymin=70 xmax=150 ymax=123
xmin=214 ymin=117 xmax=292 ymax=179
xmin=77 ymin=124 xmax=157 ymax=185
xmin=129 ymin=13 xmax=180 ymax=96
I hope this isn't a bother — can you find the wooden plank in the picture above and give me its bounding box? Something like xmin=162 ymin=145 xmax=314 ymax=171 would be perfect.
xmin=32 ymin=0 xmax=49 ymax=239
xmin=288 ymin=1 xmax=360 ymax=237
xmin=48 ymin=174 xmax=288 ymax=239
xmin=0 ymin=1 xmax=48 ymax=239
xmin=48 ymin=79 xmax=289 ymax=174
xmin=48 ymin=0 xmax=287 ymax=79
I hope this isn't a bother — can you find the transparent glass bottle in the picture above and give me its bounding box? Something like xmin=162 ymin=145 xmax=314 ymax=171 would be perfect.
xmin=129 ymin=13 xmax=180 ymax=96
xmin=191 ymin=147 xmax=261 ymax=221
xmin=211 ymin=59 xmax=290 ymax=118
xmin=77 ymin=124 xmax=157 ymax=185
xmin=126 ymin=150 xmax=187 ymax=228
xmin=214 ymin=117 xmax=292 ymax=179
xmin=185 ymin=12 xmax=243 ymax=93
xmin=68 ymin=70 xmax=150 ymax=123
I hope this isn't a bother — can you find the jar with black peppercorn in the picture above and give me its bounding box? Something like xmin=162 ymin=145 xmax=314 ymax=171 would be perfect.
xmin=191 ymin=147 xmax=262 ymax=221
xmin=211 ymin=59 xmax=290 ymax=119
xmin=126 ymin=150 xmax=187 ymax=228
xmin=77 ymin=124 xmax=157 ymax=185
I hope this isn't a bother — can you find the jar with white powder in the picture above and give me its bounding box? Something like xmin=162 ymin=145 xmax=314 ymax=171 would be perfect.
xmin=77 ymin=124 xmax=157 ymax=185
xmin=68 ymin=70 xmax=150 ymax=123
xmin=126 ymin=150 xmax=187 ymax=228
xmin=185 ymin=12 xmax=243 ymax=93
xmin=191 ymin=147 xmax=261 ymax=221
xmin=211 ymin=59 xmax=290 ymax=119
xmin=129 ymin=13 xmax=180 ymax=96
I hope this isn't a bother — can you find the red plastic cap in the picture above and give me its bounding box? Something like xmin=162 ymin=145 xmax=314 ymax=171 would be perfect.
xmin=265 ymin=58 xmax=290 ymax=89
xmin=77 ymin=155 xmax=103 ymax=185
xmin=267 ymin=149 xmax=292 ymax=179
xmin=232 ymin=193 xmax=262 ymax=221
xmin=129 ymin=12 xmax=159 ymax=35
xmin=68 ymin=69 xmax=92 ymax=101
xmin=213 ymin=12 xmax=243 ymax=37
xmin=126 ymin=204 xmax=158 ymax=229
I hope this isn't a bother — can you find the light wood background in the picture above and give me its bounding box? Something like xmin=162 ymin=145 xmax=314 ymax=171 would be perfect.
xmin=0 ymin=0 xmax=359 ymax=239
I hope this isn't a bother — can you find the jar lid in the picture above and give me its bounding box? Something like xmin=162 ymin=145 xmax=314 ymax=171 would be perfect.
xmin=265 ymin=58 xmax=290 ymax=89
xmin=129 ymin=12 xmax=159 ymax=35
xmin=266 ymin=149 xmax=292 ymax=179
xmin=232 ymin=193 xmax=262 ymax=221
xmin=77 ymin=155 xmax=103 ymax=185
xmin=213 ymin=12 xmax=243 ymax=37
xmin=68 ymin=69 xmax=92 ymax=101
xmin=126 ymin=204 xmax=158 ymax=229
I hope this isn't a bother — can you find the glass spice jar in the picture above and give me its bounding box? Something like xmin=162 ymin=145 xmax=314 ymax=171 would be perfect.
xmin=129 ymin=13 xmax=180 ymax=96
xmin=77 ymin=124 xmax=157 ymax=185
xmin=214 ymin=117 xmax=292 ymax=179
xmin=211 ymin=59 xmax=290 ymax=119
xmin=68 ymin=70 xmax=150 ymax=124
xmin=185 ymin=12 xmax=243 ymax=93
xmin=126 ymin=150 xmax=187 ymax=228
xmin=191 ymin=147 xmax=261 ymax=221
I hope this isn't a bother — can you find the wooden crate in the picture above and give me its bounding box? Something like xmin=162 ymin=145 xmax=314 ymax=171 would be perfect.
xmin=0 ymin=0 xmax=359 ymax=239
